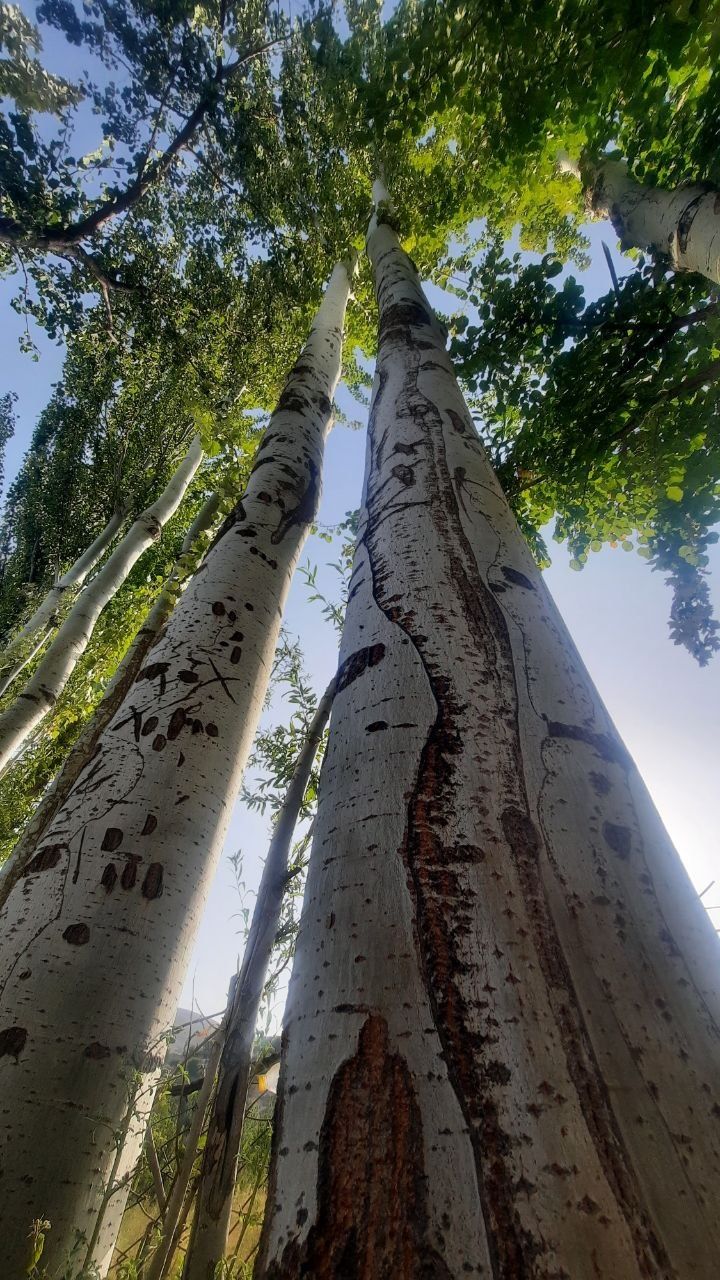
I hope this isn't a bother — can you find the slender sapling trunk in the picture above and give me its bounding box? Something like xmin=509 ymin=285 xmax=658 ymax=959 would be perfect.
xmin=0 ymin=439 xmax=204 ymax=774
xmin=183 ymin=678 xmax=335 ymax=1279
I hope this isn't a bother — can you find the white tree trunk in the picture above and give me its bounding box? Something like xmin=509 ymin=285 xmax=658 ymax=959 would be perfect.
xmin=184 ymin=678 xmax=335 ymax=1280
xmin=0 ymin=624 xmax=52 ymax=701
xmin=256 ymin=190 xmax=720 ymax=1279
xmin=0 ymin=505 xmax=128 ymax=698
xmin=0 ymin=260 xmax=352 ymax=1278
xmin=0 ymin=492 xmax=221 ymax=911
xmin=561 ymin=154 xmax=720 ymax=284
xmin=0 ymin=440 xmax=203 ymax=776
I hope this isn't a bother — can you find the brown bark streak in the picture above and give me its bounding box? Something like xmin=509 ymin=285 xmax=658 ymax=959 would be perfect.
xmin=265 ymin=1015 xmax=452 ymax=1280
xmin=361 ymin=279 xmax=668 ymax=1276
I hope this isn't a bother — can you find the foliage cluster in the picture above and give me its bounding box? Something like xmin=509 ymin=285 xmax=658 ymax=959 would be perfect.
xmin=450 ymin=241 xmax=720 ymax=662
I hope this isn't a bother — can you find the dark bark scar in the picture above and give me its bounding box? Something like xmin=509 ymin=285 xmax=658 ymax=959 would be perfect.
xmin=263 ymin=1015 xmax=452 ymax=1279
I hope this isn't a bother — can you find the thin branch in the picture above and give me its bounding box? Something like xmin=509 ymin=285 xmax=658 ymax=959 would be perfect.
xmin=602 ymin=240 xmax=621 ymax=300
xmin=145 ymin=1126 xmax=168 ymax=1213
xmin=608 ymin=357 xmax=720 ymax=450
xmin=1 ymin=36 xmax=291 ymax=253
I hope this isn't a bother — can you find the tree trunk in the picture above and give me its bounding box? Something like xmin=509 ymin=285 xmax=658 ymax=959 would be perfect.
xmin=184 ymin=679 xmax=335 ymax=1280
xmin=143 ymin=1031 xmax=224 ymax=1280
xmin=561 ymin=154 xmax=720 ymax=285
xmin=143 ymin=1038 xmax=281 ymax=1280
xmin=256 ymin=186 xmax=720 ymax=1279
xmin=0 ymin=624 xmax=52 ymax=702
xmin=0 ymin=504 xmax=128 ymax=699
xmin=144 ymin=1125 xmax=168 ymax=1213
xmin=0 ymin=259 xmax=352 ymax=1278
xmin=0 ymin=438 xmax=204 ymax=776
xmin=0 ymin=492 xmax=221 ymax=911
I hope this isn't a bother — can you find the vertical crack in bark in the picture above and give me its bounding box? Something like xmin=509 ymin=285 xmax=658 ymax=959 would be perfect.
xmin=363 ymin=271 xmax=671 ymax=1276
xmin=265 ymin=1015 xmax=452 ymax=1280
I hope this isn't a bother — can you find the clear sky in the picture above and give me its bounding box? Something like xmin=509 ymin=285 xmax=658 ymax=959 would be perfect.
xmin=0 ymin=14 xmax=717 ymax=1022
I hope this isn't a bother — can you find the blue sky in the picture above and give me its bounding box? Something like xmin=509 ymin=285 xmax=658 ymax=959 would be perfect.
xmin=1 ymin=7 xmax=718 ymax=1021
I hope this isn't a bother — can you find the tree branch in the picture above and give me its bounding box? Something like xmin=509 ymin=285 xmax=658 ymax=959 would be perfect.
xmin=0 ymin=34 xmax=291 ymax=266
xmin=608 ymin=357 xmax=720 ymax=451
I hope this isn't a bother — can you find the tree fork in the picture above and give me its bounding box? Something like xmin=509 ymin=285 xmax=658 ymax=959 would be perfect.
xmin=256 ymin=185 xmax=720 ymax=1278
xmin=0 ymin=258 xmax=354 ymax=1277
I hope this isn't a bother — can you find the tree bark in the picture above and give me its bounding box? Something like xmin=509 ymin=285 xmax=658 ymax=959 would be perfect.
xmin=0 ymin=438 xmax=203 ymax=776
xmin=184 ymin=679 xmax=335 ymax=1280
xmin=0 ymin=505 xmax=127 ymax=699
xmin=560 ymin=154 xmax=720 ymax=285
xmin=143 ymin=1040 xmax=281 ymax=1280
xmin=0 ymin=259 xmax=352 ymax=1278
xmin=0 ymin=493 xmax=221 ymax=917
xmin=0 ymin=625 xmax=52 ymax=701
xmin=256 ymin=186 xmax=720 ymax=1279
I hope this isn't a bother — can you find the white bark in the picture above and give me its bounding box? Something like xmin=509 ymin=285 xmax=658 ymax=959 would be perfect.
xmin=0 ymin=507 xmax=128 ymax=700
xmin=0 ymin=260 xmax=352 ymax=1277
xmin=0 ymin=492 xmax=221 ymax=912
xmin=565 ymin=155 xmax=720 ymax=285
xmin=0 ymin=440 xmax=203 ymax=776
xmin=0 ymin=624 xmax=52 ymax=701
xmin=184 ymin=679 xmax=335 ymax=1280
xmin=257 ymin=199 xmax=720 ymax=1278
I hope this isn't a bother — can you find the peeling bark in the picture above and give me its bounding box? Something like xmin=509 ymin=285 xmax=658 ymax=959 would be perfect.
xmin=0 ymin=504 xmax=128 ymax=700
xmin=0 ymin=261 xmax=353 ymax=1277
xmin=561 ymin=154 xmax=720 ymax=285
xmin=257 ymin=189 xmax=720 ymax=1279
xmin=0 ymin=439 xmax=204 ymax=775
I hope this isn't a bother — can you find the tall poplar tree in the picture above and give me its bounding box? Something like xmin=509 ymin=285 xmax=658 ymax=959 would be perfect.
xmin=0 ymin=258 xmax=353 ymax=1276
xmin=256 ymin=185 xmax=720 ymax=1279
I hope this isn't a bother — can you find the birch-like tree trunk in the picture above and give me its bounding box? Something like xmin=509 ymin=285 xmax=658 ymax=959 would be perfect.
xmin=0 ymin=625 xmax=52 ymax=701
xmin=560 ymin=154 xmax=720 ymax=285
xmin=184 ymin=679 xmax=335 ymax=1280
xmin=0 ymin=492 xmax=221 ymax=911
xmin=0 ymin=439 xmax=204 ymax=775
xmin=0 ymin=260 xmax=352 ymax=1279
xmin=256 ymin=188 xmax=720 ymax=1279
xmin=0 ymin=504 xmax=128 ymax=699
